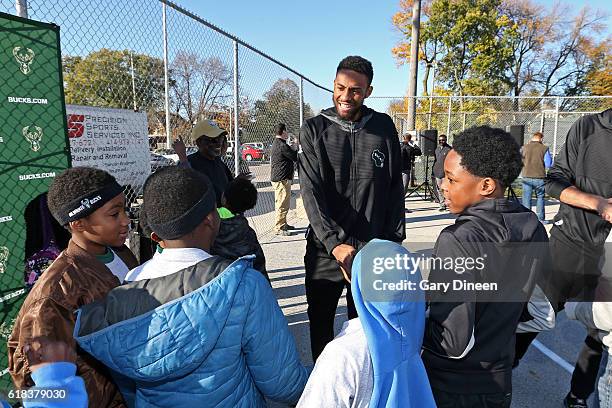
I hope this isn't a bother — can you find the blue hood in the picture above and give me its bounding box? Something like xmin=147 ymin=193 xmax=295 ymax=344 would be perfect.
xmin=351 ymin=239 xmax=436 ymax=408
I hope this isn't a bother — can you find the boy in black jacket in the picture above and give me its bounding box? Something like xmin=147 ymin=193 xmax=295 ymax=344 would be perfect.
xmin=211 ymin=177 xmax=268 ymax=281
xmin=422 ymin=126 xmax=549 ymax=408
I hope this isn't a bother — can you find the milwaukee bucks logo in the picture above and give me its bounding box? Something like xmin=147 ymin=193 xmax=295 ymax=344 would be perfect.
xmin=0 ymin=246 xmax=9 ymax=274
xmin=13 ymin=47 xmax=35 ymax=75
xmin=22 ymin=125 xmax=43 ymax=152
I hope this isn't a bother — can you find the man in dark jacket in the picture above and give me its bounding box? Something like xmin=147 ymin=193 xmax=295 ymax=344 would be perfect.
xmin=401 ymin=133 xmax=422 ymax=196
xmin=432 ymin=134 xmax=452 ymax=211
xmin=423 ymin=126 xmax=548 ymax=408
xmin=516 ymin=109 xmax=612 ymax=408
xmin=270 ymin=123 xmax=298 ymax=235
xmin=298 ymin=55 xmax=405 ymax=361
xmin=173 ymin=120 xmax=233 ymax=207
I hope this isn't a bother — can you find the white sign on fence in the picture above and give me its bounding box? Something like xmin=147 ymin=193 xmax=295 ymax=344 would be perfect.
xmin=66 ymin=105 xmax=150 ymax=191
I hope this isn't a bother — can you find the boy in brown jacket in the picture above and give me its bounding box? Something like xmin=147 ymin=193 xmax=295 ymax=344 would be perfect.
xmin=7 ymin=167 xmax=138 ymax=408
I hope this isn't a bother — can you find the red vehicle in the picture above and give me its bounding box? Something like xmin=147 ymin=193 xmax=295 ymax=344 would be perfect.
xmin=241 ymin=144 xmax=265 ymax=161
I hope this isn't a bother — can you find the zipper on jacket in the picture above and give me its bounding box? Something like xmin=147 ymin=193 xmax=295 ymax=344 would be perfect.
xmin=350 ymin=122 xmax=356 ymax=248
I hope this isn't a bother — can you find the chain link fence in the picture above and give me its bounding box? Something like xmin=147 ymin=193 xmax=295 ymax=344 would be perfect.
xmin=367 ymin=95 xmax=612 ymax=184
xmin=0 ymin=0 xmax=333 ymax=244
xmin=0 ymin=0 xmax=333 ymax=394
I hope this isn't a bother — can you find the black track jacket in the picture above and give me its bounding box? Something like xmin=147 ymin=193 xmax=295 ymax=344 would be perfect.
xmin=298 ymin=106 xmax=405 ymax=254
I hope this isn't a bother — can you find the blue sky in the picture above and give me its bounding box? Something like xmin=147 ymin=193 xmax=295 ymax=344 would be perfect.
xmin=177 ymin=0 xmax=610 ymax=101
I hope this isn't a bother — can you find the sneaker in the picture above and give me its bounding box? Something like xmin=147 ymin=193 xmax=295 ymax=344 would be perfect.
xmin=564 ymin=393 xmax=588 ymax=408
xmin=275 ymin=230 xmax=291 ymax=236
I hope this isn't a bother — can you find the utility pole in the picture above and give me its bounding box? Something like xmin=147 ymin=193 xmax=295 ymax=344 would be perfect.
xmin=406 ymin=0 xmax=421 ymax=131
xmin=162 ymin=2 xmax=171 ymax=148
xmin=15 ymin=0 xmax=28 ymax=18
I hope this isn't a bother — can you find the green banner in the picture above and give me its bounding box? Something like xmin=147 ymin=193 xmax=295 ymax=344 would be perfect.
xmin=0 ymin=12 xmax=71 ymax=391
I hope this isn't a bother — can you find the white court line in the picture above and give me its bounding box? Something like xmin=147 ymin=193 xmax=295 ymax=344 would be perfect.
xmin=532 ymin=339 xmax=574 ymax=374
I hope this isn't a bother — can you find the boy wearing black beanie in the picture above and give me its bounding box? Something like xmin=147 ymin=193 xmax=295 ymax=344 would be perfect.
xmin=8 ymin=166 xmax=138 ymax=408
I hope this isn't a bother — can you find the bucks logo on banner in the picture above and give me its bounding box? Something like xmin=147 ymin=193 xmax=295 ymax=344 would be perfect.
xmin=13 ymin=46 xmax=35 ymax=75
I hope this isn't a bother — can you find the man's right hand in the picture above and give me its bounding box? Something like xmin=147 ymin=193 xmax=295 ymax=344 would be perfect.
xmin=172 ymin=136 xmax=188 ymax=162
xmin=597 ymin=197 xmax=612 ymax=224
xmin=332 ymin=244 xmax=356 ymax=282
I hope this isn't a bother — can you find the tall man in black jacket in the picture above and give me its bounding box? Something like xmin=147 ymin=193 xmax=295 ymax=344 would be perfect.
xmin=515 ymin=109 xmax=612 ymax=408
xmin=270 ymin=123 xmax=298 ymax=235
xmin=298 ymin=56 xmax=405 ymax=361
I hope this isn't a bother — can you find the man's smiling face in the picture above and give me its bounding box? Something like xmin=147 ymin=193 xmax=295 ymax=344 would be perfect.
xmin=333 ymin=69 xmax=372 ymax=122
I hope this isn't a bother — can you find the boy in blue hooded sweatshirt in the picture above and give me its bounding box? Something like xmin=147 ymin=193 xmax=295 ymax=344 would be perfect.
xmin=297 ymin=240 xmax=436 ymax=408
xmin=72 ymin=167 xmax=308 ymax=407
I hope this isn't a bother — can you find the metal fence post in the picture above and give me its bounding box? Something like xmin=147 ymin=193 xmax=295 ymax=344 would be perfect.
xmin=162 ymin=2 xmax=171 ymax=148
xmin=299 ymin=77 xmax=304 ymax=128
xmin=539 ymin=98 xmax=545 ymax=133
xmin=553 ymin=96 xmax=560 ymax=155
xmin=233 ymin=40 xmax=239 ymax=176
xmin=427 ymin=94 xmax=433 ymax=129
xmin=15 ymin=0 xmax=27 ymax=18
xmin=130 ymin=51 xmax=137 ymax=111
xmin=446 ymin=96 xmax=452 ymax=136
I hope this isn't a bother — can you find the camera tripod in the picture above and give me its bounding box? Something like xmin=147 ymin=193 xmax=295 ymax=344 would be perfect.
xmin=406 ymin=155 xmax=438 ymax=201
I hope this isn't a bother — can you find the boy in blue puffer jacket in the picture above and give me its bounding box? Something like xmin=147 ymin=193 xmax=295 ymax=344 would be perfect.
xmin=72 ymin=167 xmax=308 ymax=407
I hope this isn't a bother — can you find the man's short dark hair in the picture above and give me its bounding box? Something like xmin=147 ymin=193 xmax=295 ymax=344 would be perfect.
xmin=48 ymin=167 xmax=117 ymax=224
xmin=143 ymin=166 xmax=212 ymax=227
xmin=275 ymin=123 xmax=286 ymax=135
xmin=336 ymin=56 xmax=374 ymax=85
xmin=224 ymin=178 xmax=257 ymax=214
xmin=452 ymin=126 xmax=523 ymax=189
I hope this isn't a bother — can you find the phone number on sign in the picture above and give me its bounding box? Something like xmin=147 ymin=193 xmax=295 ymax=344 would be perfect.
xmin=8 ymin=388 xmax=67 ymax=401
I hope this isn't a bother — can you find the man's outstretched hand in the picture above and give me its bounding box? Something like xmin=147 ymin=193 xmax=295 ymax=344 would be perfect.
xmin=172 ymin=136 xmax=188 ymax=162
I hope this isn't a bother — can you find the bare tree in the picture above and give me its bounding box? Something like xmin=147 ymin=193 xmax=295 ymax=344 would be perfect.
xmin=170 ymin=52 xmax=233 ymax=125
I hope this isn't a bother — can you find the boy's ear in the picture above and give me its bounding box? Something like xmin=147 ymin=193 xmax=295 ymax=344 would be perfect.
xmin=69 ymin=219 xmax=87 ymax=233
xmin=480 ymin=177 xmax=498 ymax=196
xmin=204 ymin=210 xmax=218 ymax=226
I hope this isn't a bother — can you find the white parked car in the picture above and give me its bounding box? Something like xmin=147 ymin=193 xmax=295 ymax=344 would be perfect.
xmin=155 ymin=147 xmax=197 ymax=163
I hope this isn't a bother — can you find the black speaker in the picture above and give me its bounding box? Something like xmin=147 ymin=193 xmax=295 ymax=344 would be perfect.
xmin=506 ymin=125 xmax=525 ymax=147
xmin=421 ymin=129 xmax=438 ymax=156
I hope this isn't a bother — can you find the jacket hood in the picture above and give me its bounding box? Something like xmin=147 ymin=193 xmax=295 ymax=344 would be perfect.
xmin=351 ymin=239 xmax=436 ymax=407
xmin=320 ymin=105 xmax=374 ymax=132
xmin=459 ymin=198 xmax=543 ymax=243
xmin=73 ymin=256 xmax=249 ymax=382
xmin=214 ymin=216 xmax=251 ymax=247
xmin=599 ymin=108 xmax=612 ymax=130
